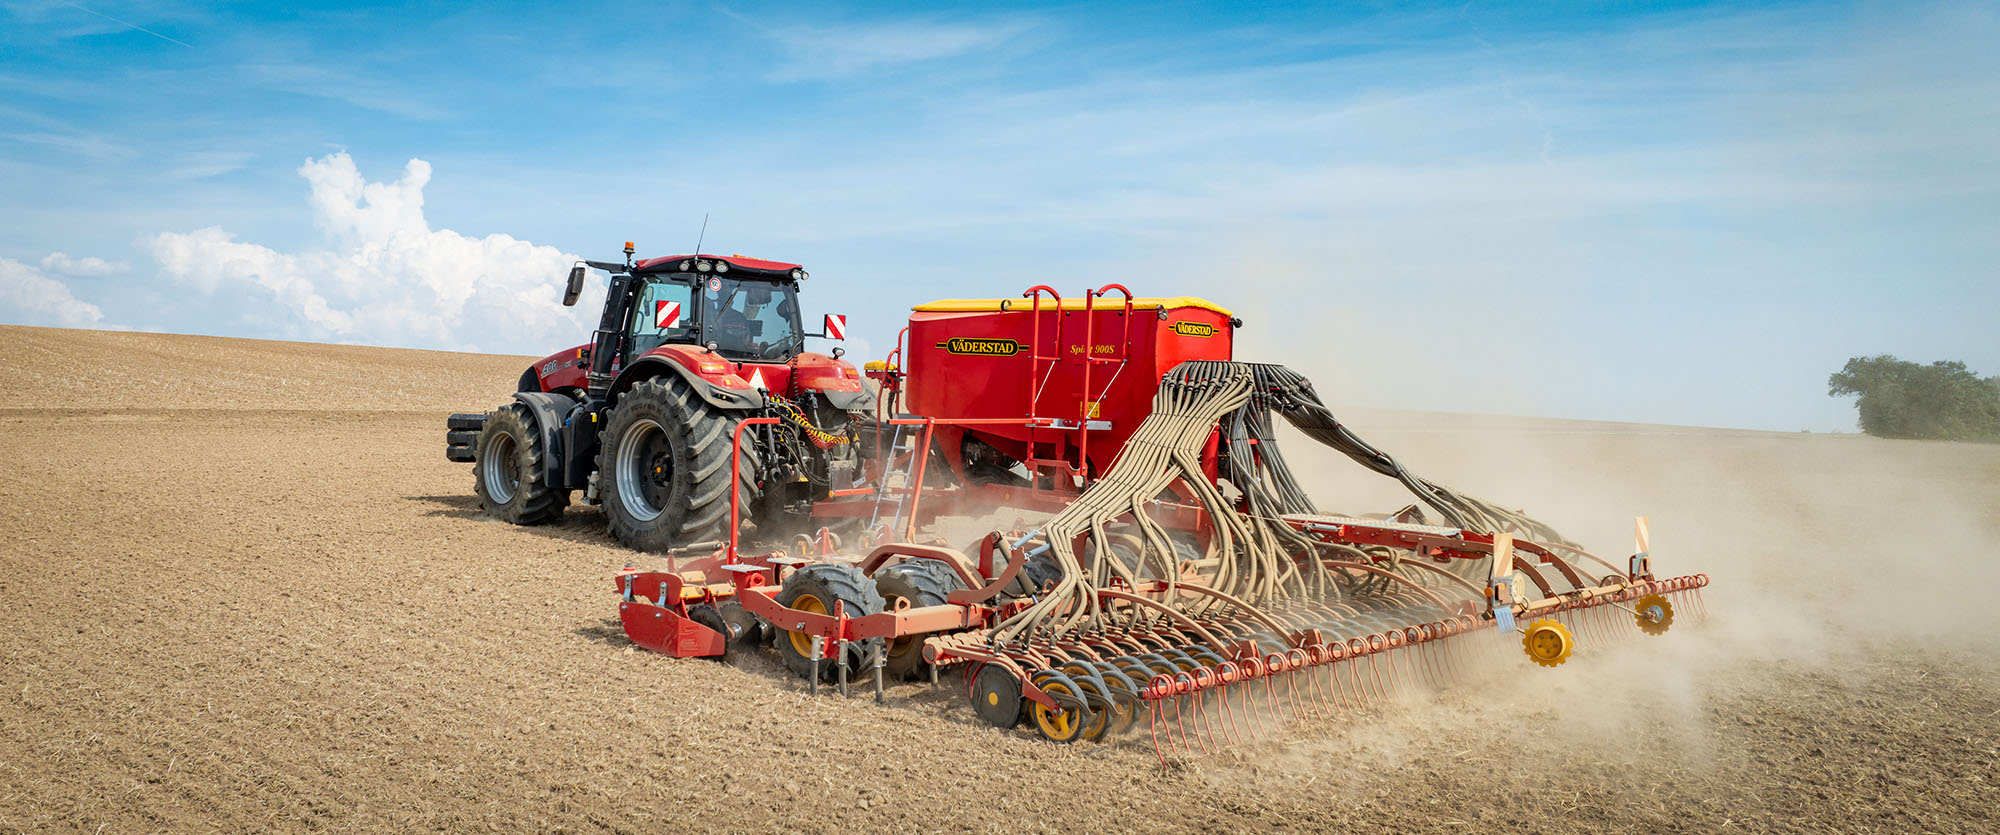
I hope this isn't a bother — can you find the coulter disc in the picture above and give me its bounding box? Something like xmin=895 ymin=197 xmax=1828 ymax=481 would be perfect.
xmin=970 ymin=665 xmax=1026 ymax=729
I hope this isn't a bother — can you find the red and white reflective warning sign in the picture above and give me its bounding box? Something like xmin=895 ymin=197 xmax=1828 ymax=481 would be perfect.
xmin=823 ymin=314 xmax=847 ymax=339
xmin=655 ymin=300 xmax=681 ymax=329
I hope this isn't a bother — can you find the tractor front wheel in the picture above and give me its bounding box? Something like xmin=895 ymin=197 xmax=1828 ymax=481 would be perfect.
xmin=472 ymin=403 xmax=569 ymax=524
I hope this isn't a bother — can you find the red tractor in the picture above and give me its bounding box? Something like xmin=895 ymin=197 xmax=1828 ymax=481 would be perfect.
xmin=445 ymin=244 xmax=869 ymax=551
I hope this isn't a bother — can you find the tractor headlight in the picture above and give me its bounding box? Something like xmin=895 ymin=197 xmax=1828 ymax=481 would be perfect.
xmin=679 ymin=259 xmax=691 ymax=270
xmin=714 ymin=261 xmax=728 ymax=274
xmin=790 ymin=268 xmax=806 ymax=280
xmin=696 ymin=260 xmax=712 ymax=272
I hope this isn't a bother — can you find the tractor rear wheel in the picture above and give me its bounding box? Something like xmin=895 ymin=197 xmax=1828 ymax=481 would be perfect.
xmin=599 ymin=376 xmax=757 ymax=551
xmin=472 ymin=403 xmax=569 ymax=525
xmin=873 ymin=560 xmax=964 ymax=680
xmin=773 ymin=563 xmax=885 ymax=681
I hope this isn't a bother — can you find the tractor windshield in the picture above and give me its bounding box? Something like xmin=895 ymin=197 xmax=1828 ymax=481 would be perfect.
xmin=701 ymin=277 xmax=802 ymax=361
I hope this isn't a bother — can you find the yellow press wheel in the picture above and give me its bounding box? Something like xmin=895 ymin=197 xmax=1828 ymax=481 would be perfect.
xmin=772 ymin=563 xmax=885 ymax=682
xmin=1521 ymin=618 xmax=1575 ymax=668
xmin=1634 ymin=594 xmax=1675 ymax=636
xmin=784 ymin=594 xmax=826 ymax=659
xmin=1029 ymin=674 xmax=1105 ymax=744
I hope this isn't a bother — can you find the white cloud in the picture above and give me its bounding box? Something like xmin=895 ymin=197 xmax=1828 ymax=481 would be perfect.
xmin=241 ymin=62 xmax=451 ymax=120
xmin=723 ymin=10 xmax=1036 ymax=80
xmin=39 ymin=251 xmax=127 ymax=276
xmin=0 ymin=257 xmax=106 ymax=327
xmin=148 ymin=152 xmax=601 ymax=354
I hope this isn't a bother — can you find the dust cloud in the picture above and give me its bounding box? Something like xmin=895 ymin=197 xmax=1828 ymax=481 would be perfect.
xmin=1195 ymin=394 xmax=2000 ymax=794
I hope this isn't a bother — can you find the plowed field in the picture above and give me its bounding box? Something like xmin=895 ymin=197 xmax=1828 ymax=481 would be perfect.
xmin=2 ymin=325 xmax=1995 ymax=833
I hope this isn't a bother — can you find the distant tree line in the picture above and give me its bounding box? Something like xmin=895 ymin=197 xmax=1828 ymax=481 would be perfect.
xmin=1828 ymin=355 xmax=2000 ymax=442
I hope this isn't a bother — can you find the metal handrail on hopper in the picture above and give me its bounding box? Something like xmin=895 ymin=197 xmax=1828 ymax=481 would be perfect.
xmin=1076 ymin=283 xmax=1135 ymax=481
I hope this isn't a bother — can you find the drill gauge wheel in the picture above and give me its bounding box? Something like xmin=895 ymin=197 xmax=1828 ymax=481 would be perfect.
xmin=1521 ymin=618 xmax=1576 ymax=668
xmin=1634 ymin=593 xmax=1675 ymax=636
xmin=1029 ymin=672 xmax=1105 ymax=744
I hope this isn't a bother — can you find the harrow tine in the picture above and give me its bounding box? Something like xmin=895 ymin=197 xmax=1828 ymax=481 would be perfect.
xmin=1150 ymin=701 xmax=1169 ymax=768
xmin=1349 ymin=658 xmax=1374 ymax=706
xmin=1317 ymin=660 xmax=1343 ymax=712
xmin=1227 ymin=679 xmax=1258 ymax=741
xmin=1421 ymin=643 xmax=1445 ymax=689
xmin=1297 ymin=660 xmax=1326 ymax=715
xmin=1285 ymin=666 xmax=1308 ymax=719
xmin=1573 ymin=607 xmax=1595 ymax=646
xmin=1263 ymin=675 xmax=1284 ymax=732
xmin=1195 ymin=689 xmax=1223 ymax=753
xmin=1164 ymin=690 xmax=1189 ymax=757
xmin=1437 ymin=636 xmax=1462 ymax=683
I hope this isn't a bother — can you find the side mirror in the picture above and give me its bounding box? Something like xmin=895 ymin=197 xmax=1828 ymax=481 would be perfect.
xmin=823 ymin=314 xmax=847 ymax=340
xmin=562 ymin=263 xmax=588 ymax=307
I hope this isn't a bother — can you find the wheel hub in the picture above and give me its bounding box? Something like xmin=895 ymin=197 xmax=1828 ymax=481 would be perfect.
xmin=480 ymin=430 xmax=518 ymax=504
xmin=614 ymin=418 xmax=671 ymax=522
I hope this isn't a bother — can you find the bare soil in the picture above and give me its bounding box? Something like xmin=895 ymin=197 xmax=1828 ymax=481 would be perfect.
xmin=2 ymin=325 xmax=1995 ymax=833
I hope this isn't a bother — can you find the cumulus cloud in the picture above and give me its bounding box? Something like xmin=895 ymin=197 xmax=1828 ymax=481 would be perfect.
xmin=39 ymin=251 xmax=127 ymax=277
xmin=0 ymin=257 xmax=106 ymax=327
xmin=148 ymin=152 xmax=601 ymax=353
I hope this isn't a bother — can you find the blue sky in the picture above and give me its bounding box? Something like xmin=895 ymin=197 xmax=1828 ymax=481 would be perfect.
xmin=1 ymin=1 xmax=1994 ymax=431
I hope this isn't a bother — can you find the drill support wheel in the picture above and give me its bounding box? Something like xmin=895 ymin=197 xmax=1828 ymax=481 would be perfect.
xmin=773 ymin=563 xmax=885 ymax=681
xmin=1522 ymin=618 xmax=1576 ymax=668
xmin=1634 ymin=593 xmax=1675 ymax=636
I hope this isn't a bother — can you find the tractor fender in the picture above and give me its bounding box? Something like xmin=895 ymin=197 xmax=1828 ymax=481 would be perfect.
xmin=816 ymin=388 xmax=872 ymax=412
xmin=607 ymin=357 xmax=765 ymax=412
xmin=510 ymin=391 xmax=581 ymax=489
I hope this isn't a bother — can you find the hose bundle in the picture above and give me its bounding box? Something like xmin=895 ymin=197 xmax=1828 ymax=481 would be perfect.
xmin=987 ymin=360 xmax=1576 ymax=650
xmin=1225 ymin=362 xmax=1574 ymax=548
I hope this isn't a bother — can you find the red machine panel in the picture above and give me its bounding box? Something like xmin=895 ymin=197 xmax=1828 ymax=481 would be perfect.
xmin=903 ymin=293 xmax=1234 ymax=478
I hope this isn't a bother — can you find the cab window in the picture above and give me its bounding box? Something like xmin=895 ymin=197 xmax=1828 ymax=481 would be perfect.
xmin=629 ymin=279 xmax=693 ymax=356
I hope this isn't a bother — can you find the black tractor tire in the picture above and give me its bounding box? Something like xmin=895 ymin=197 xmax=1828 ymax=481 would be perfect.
xmin=874 ymin=560 xmax=965 ymax=680
xmin=1014 ymin=553 xmax=1062 ymax=596
xmin=472 ymin=403 xmax=569 ymax=525
xmin=772 ymin=563 xmax=885 ymax=682
xmin=598 ymin=376 xmax=758 ymax=552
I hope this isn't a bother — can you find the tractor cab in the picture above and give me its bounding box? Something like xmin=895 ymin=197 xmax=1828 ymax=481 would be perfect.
xmin=626 ymin=267 xmax=805 ymax=363
xmin=590 ymin=253 xmax=812 ymax=366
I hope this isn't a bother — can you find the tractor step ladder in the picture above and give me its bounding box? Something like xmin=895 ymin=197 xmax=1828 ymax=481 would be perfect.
xmin=868 ymin=420 xmax=925 ymax=534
